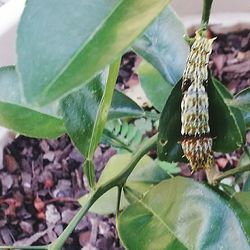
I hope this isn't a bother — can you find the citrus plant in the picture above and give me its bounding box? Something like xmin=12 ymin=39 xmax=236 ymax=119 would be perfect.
xmin=0 ymin=0 xmax=250 ymax=249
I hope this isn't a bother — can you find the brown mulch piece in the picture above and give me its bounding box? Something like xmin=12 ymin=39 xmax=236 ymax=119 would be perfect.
xmin=0 ymin=136 xmax=120 ymax=249
xmin=209 ymin=29 xmax=250 ymax=172
xmin=0 ymin=30 xmax=250 ymax=249
xmin=210 ymin=29 xmax=250 ymax=94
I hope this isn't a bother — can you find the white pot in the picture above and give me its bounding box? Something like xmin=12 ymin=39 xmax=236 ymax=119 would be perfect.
xmin=171 ymin=0 xmax=250 ymax=34
xmin=0 ymin=0 xmax=25 ymax=168
xmin=0 ymin=0 xmax=25 ymax=67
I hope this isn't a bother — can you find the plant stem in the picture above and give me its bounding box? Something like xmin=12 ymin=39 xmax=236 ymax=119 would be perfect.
xmin=115 ymin=133 xmax=158 ymax=185
xmin=48 ymin=195 xmax=96 ymax=250
xmin=0 ymin=246 xmax=48 ymax=250
xmin=116 ymin=186 xmax=123 ymax=219
xmin=49 ymin=133 xmax=158 ymax=250
xmin=103 ymin=129 xmax=134 ymax=153
xmin=144 ymin=111 xmax=160 ymax=121
xmin=213 ymin=164 xmax=250 ymax=184
xmin=199 ymin=0 xmax=214 ymax=34
xmin=85 ymin=57 xmax=121 ymax=189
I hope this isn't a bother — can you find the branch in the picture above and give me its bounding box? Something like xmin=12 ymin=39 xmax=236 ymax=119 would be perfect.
xmin=213 ymin=164 xmax=250 ymax=184
xmin=49 ymin=133 xmax=158 ymax=250
xmin=199 ymin=0 xmax=214 ymax=34
xmin=0 ymin=246 xmax=48 ymax=250
xmin=116 ymin=185 xmax=123 ymax=219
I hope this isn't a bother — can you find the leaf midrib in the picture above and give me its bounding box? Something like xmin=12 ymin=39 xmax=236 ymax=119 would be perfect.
xmin=126 ymin=185 xmax=188 ymax=249
xmin=41 ymin=0 xmax=123 ymax=100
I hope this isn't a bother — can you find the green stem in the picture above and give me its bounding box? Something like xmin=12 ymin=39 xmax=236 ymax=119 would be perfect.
xmin=199 ymin=0 xmax=213 ymax=34
xmin=49 ymin=133 xmax=158 ymax=250
xmin=116 ymin=186 xmax=123 ymax=219
xmin=213 ymin=164 xmax=250 ymax=184
xmin=115 ymin=133 xmax=158 ymax=185
xmin=103 ymin=129 xmax=134 ymax=153
xmin=143 ymin=111 xmax=160 ymax=121
xmin=83 ymin=159 xmax=96 ymax=189
xmin=0 ymin=246 xmax=48 ymax=250
xmin=86 ymin=57 xmax=121 ymax=189
xmin=48 ymin=194 xmax=97 ymax=250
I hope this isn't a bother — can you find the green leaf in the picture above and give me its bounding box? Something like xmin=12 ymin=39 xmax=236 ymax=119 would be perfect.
xmin=244 ymin=174 xmax=250 ymax=192
xmin=77 ymin=187 xmax=129 ymax=216
xmin=158 ymin=80 xmax=184 ymax=162
xmin=97 ymin=154 xmax=167 ymax=190
xmin=138 ymin=60 xmax=173 ymax=112
xmin=228 ymin=87 xmax=250 ymax=130
xmin=17 ymin=0 xmax=171 ymax=105
xmin=238 ymin=148 xmax=250 ymax=191
xmin=109 ymin=90 xmax=144 ymax=120
xmin=242 ymin=111 xmax=250 ymax=129
xmin=133 ymin=7 xmax=189 ymax=85
xmin=102 ymin=128 xmax=134 ymax=153
xmin=158 ymin=77 xmax=246 ymax=162
xmin=156 ymin=160 xmax=180 ymax=175
xmin=118 ymin=177 xmax=250 ymax=250
xmin=78 ymin=153 xmax=167 ymax=215
xmin=61 ymin=76 xmax=102 ymax=155
xmin=61 ymin=60 xmax=120 ymax=188
xmin=123 ymin=156 xmax=170 ymax=203
xmin=210 ymin=77 xmax=246 ymax=152
xmin=60 ymin=65 xmax=143 ymax=153
xmin=239 ymin=148 xmax=250 ymax=168
xmin=104 ymin=117 xmax=155 ymax=153
xmin=230 ymin=192 xmax=250 ymax=238
xmin=226 ymin=87 xmax=250 ymax=112
xmin=0 ymin=66 xmax=66 ymax=138
xmin=61 ymin=64 xmax=119 ymax=156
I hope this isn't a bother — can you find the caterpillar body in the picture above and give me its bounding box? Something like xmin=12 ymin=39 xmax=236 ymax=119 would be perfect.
xmin=181 ymin=32 xmax=215 ymax=172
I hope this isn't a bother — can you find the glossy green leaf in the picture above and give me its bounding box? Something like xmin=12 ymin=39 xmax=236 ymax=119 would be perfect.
xmin=226 ymin=87 xmax=250 ymax=112
xmin=61 ymin=75 xmax=103 ymax=155
xmin=239 ymin=148 xmax=250 ymax=168
xmin=61 ymin=69 xmax=144 ymax=152
xmin=229 ymin=192 xmax=250 ymax=238
xmin=158 ymin=77 xmax=246 ymax=162
xmin=102 ymin=129 xmax=134 ymax=153
xmin=104 ymin=119 xmax=153 ymax=153
xmin=62 ymin=60 xmax=120 ymax=188
xmin=133 ymin=7 xmax=189 ymax=85
xmin=239 ymin=148 xmax=250 ymax=191
xmin=209 ymin=77 xmax=246 ymax=152
xmin=156 ymin=160 xmax=180 ymax=175
xmin=61 ymin=63 xmax=120 ymax=156
xmin=0 ymin=67 xmax=66 ymax=138
xmin=244 ymin=175 xmax=250 ymax=192
xmin=242 ymin=111 xmax=250 ymax=129
xmin=78 ymin=153 xmax=167 ymax=215
xmin=78 ymin=187 xmax=129 ymax=216
xmin=138 ymin=60 xmax=173 ymax=112
xmin=97 ymin=154 xmax=167 ymax=190
xmin=229 ymin=88 xmax=250 ymax=130
xmin=108 ymin=90 xmax=144 ymax=120
xmin=158 ymin=80 xmax=184 ymax=162
xmin=118 ymin=177 xmax=250 ymax=250
xmin=17 ymin=0 xmax=171 ymax=105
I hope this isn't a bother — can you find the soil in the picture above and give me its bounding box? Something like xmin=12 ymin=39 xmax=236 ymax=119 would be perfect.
xmin=0 ymin=29 xmax=249 ymax=249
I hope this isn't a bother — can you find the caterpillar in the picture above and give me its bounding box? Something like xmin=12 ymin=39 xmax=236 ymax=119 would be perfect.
xmin=181 ymin=32 xmax=215 ymax=172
